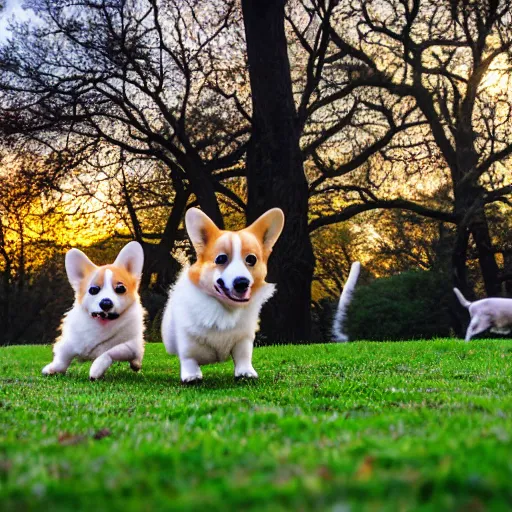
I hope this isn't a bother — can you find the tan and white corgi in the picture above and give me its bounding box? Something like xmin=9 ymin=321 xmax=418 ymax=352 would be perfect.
xmin=161 ymin=207 xmax=284 ymax=383
xmin=42 ymin=241 xmax=145 ymax=380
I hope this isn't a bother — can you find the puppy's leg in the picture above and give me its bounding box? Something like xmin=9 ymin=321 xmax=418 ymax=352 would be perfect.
xmin=89 ymin=342 xmax=138 ymax=380
xmin=130 ymin=343 xmax=144 ymax=372
xmin=179 ymin=358 xmax=203 ymax=384
xmin=42 ymin=342 xmax=75 ymax=375
xmin=465 ymin=315 xmax=491 ymax=342
xmin=130 ymin=359 xmax=142 ymax=372
xmin=232 ymin=338 xmax=258 ymax=380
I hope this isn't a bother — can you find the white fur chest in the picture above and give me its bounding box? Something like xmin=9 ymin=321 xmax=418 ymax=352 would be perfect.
xmin=162 ymin=269 xmax=275 ymax=362
xmin=58 ymin=302 xmax=144 ymax=360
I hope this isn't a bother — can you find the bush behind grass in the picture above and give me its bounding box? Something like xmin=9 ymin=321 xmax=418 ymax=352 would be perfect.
xmin=346 ymin=271 xmax=454 ymax=341
xmin=313 ymin=271 xmax=455 ymax=342
xmin=1 ymin=340 xmax=512 ymax=511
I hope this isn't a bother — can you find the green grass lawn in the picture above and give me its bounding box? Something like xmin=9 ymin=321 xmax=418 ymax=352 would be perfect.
xmin=1 ymin=340 xmax=512 ymax=511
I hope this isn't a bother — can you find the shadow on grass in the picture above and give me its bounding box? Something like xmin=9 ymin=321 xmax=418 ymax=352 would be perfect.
xmin=39 ymin=365 xmax=263 ymax=392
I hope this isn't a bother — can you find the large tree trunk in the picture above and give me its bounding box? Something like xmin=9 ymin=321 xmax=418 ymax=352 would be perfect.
xmin=451 ymin=221 xmax=471 ymax=337
xmin=186 ymin=158 xmax=224 ymax=229
xmin=452 ymin=98 xmax=501 ymax=297
xmin=453 ymin=180 xmax=500 ymax=297
xmin=503 ymin=250 xmax=512 ymax=297
xmin=452 ymin=222 xmax=471 ymax=296
xmin=241 ymin=0 xmax=315 ymax=342
xmin=469 ymin=209 xmax=501 ymax=297
xmin=141 ymin=185 xmax=190 ymax=292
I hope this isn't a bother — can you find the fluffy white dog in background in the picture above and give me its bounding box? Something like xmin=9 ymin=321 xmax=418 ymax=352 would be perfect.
xmin=454 ymin=287 xmax=512 ymax=341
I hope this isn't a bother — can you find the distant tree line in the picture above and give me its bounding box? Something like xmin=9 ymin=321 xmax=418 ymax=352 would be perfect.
xmin=0 ymin=0 xmax=511 ymax=344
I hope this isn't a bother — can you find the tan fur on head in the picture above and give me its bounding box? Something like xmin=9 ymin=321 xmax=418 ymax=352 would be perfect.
xmin=65 ymin=248 xmax=97 ymax=298
xmin=185 ymin=207 xmax=284 ymax=297
xmin=244 ymin=208 xmax=284 ymax=256
xmin=66 ymin=241 xmax=143 ymax=304
xmin=79 ymin=265 xmax=140 ymax=305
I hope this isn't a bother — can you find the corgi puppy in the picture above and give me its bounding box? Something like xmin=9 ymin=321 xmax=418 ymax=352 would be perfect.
xmin=42 ymin=241 xmax=145 ymax=380
xmin=161 ymin=207 xmax=284 ymax=383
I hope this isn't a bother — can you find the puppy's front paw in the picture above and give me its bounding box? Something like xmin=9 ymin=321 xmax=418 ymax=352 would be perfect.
xmin=235 ymin=367 xmax=258 ymax=380
xmin=181 ymin=375 xmax=203 ymax=385
xmin=89 ymin=370 xmax=105 ymax=381
xmin=42 ymin=364 xmax=54 ymax=376
xmin=130 ymin=360 xmax=142 ymax=372
xmin=42 ymin=364 xmax=66 ymax=376
xmin=180 ymin=359 xmax=203 ymax=384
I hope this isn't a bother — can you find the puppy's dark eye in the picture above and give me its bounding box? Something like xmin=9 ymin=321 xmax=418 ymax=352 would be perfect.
xmin=245 ymin=254 xmax=257 ymax=266
xmin=215 ymin=254 xmax=228 ymax=265
xmin=89 ymin=285 xmax=100 ymax=295
xmin=115 ymin=284 xmax=126 ymax=294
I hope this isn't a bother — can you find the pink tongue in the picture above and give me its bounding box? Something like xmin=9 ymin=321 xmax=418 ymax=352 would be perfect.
xmin=92 ymin=313 xmax=112 ymax=325
xmin=233 ymin=288 xmax=251 ymax=301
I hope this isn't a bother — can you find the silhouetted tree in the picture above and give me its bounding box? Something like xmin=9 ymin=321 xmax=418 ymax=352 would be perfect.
xmin=310 ymin=0 xmax=512 ymax=297
xmin=0 ymin=147 xmax=64 ymax=342
xmin=0 ymin=0 xmax=249 ymax=286
xmin=241 ymin=0 xmax=315 ymax=341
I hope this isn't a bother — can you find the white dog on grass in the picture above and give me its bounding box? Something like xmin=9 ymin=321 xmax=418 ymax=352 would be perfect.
xmin=42 ymin=242 xmax=145 ymax=380
xmin=454 ymin=287 xmax=512 ymax=342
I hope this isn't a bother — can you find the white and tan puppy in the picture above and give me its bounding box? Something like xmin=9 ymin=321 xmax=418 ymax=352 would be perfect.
xmin=454 ymin=287 xmax=512 ymax=341
xmin=161 ymin=208 xmax=284 ymax=383
xmin=42 ymin=241 xmax=145 ymax=380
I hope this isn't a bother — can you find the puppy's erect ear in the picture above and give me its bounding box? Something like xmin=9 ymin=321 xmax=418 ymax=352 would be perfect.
xmin=185 ymin=208 xmax=220 ymax=254
xmin=113 ymin=241 xmax=144 ymax=280
xmin=246 ymin=208 xmax=285 ymax=252
xmin=65 ymin=248 xmax=97 ymax=293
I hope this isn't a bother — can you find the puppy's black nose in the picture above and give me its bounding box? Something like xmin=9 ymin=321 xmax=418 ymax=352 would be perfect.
xmin=99 ymin=298 xmax=114 ymax=311
xmin=216 ymin=278 xmax=225 ymax=288
xmin=233 ymin=277 xmax=250 ymax=293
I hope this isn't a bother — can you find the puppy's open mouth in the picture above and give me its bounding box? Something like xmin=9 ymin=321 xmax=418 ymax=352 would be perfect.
xmin=214 ymin=284 xmax=250 ymax=303
xmin=91 ymin=312 xmax=120 ymax=321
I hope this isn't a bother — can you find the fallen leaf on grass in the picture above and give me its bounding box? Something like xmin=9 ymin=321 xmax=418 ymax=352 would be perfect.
xmin=355 ymin=456 xmax=375 ymax=481
xmin=0 ymin=459 xmax=12 ymax=474
xmin=317 ymin=465 xmax=333 ymax=481
xmin=58 ymin=432 xmax=86 ymax=446
xmin=93 ymin=428 xmax=112 ymax=440
xmin=462 ymin=497 xmax=485 ymax=512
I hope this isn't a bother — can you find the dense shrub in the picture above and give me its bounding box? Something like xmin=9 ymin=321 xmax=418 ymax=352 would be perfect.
xmin=313 ymin=270 xmax=455 ymax=342
xmin=0 ymin=242 xmax=171 ymax=346
xmin=347 ymin=270 xmax=454 ymax=340
xmin=0 ymin=258 xmax=72 ymax=346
